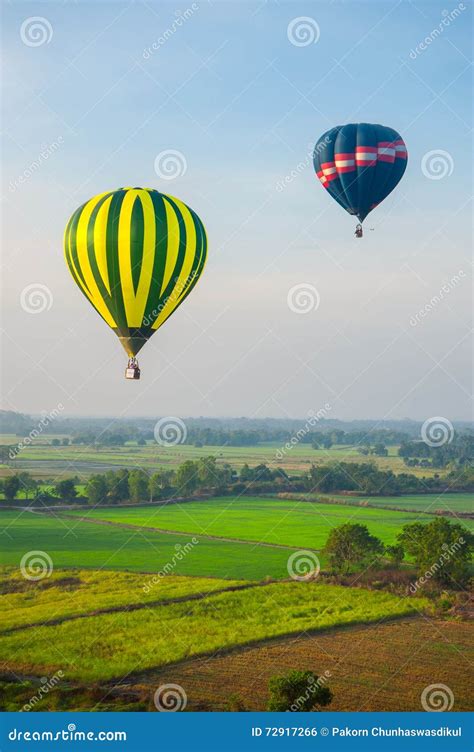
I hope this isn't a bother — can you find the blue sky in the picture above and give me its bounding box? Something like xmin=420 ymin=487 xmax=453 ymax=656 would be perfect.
xmin=1 ymin=0 xmax=472 ymax=420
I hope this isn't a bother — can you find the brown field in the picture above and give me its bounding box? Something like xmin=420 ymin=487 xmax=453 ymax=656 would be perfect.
xmin=131 ymin=617 xmax=473 ymax=712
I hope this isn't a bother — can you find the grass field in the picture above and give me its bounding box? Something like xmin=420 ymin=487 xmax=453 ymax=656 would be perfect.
xmin=0 ymin=439 xmax=442 ymax=479
xmin=325 ymin=492 xmax=473 ymax=515
xmin=291 ymin=492 xmax=473 ymax=515
xmin=0 ymin=567 xmax=247 ymax=632
xmin=0 ymin=510 xmax=297 ymax=581
xmin=152 ymin=618 xmax=473 ymax=711
xmin=66 ymin=497 xmax=474 ymax=549
xmin=0 ymin=578 xmax=429 ymax=682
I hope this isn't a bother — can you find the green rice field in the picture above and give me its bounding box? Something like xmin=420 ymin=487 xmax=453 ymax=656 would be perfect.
xmin=324 ymin=492 xmax=472 ymax=515
xmin=0 ymin=510 xmax=296 ymax=581
xmin=66 ymin=496 xmax=474 ymax=549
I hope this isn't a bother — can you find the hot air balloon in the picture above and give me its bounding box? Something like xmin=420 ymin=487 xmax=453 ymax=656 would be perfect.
xmin=313 ymin=123 xmax=407 ymax=237
xmin=64 ymin=187 xmax=207 ymax=379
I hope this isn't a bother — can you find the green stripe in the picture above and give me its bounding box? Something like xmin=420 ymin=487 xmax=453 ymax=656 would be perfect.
xmin=155 ymin=195 xmax=188 ymax=315
xmin=174 ymin=211 xmax=207 ymax=309
xmin=141 ymin=191 xmax=168 ymax=326
xmin=130 ymin=196 xmax=144 ymax=296
xmin=105 ymin=190 xmax=127 ymax=329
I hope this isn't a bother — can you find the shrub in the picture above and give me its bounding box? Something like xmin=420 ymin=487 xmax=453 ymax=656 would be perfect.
xmin=267 ymin=670 xmax=332 ymax=712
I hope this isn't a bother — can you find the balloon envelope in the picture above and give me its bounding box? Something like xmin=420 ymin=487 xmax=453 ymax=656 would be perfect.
xmin=313 ymin=123 xmax=408 ymax=222
xmin=64 ymin=187 xmax=207 ymax=356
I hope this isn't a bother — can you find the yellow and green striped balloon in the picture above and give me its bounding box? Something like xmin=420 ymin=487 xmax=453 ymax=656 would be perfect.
xmin=64 ymin=187 xmax=207 ymax=357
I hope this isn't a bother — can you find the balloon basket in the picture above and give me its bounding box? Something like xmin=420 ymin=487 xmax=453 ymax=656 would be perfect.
xmin=125 ymin=358 xmax=140 ymax=380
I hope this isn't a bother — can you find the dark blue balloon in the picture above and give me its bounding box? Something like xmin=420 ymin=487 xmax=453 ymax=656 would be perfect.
xmin=314 ymin=123 xmax=408 ymax=222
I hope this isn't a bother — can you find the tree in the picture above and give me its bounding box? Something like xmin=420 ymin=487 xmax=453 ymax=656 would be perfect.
xmin=106 ymin=469 xmax=129 ymax=503
xmin=149 ymin=470 xmax=174 ymax=500
xmin=175 ymin=461 xmax=198 ymax=496
xmin=197 ymin=456 xmax=218 ymax=488
xmin=323 ymin=523 xmax=384 ymax=574
xmin=55 ymin=479 xmax=77 ymax=501
xmin=86 ymin=475 xmax=108 ymax=505
xmin=319 ymin=435 xmax=333 ymax=449
xmin=51 ymin=439 xmax=61 ymax=446
xmin=267 ymin=670 xmax=332 ymax=712
xmin=128 ymin=470 xmax=149 ymax=502
xmin=17 ymin=472 xmax=37 ymax=500
xmin=385 ymin=543 xmax=404 ymax=567
xmin=137 ymin=437 xmax=146 ymax=446
xmin=4 ymin=475 xmax=20 ymax=501
xmin=240 ymin=463 xmax=252 ymax=482
xmin=61 ymin=438 xmax=70 ymax=446
xmin=373 ymin=442 xmax=388 ymax=457
xmin=0 ymin=446 xmax=14 ymax=465
xmin=398 ymin=518 xmax=473 ymax=588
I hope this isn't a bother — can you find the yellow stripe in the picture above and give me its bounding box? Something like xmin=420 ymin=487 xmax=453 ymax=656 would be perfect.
xmin=152 ymin=197 xmax=198 ymax=331
xmin=135 ymin=190 xmax=156 ymax=324
xmin=118 ymin=190 xmax=138 ymax=325
xmin=160 ymin=198 xmax=181 ymax=293
xmin=118 ymin=190 xmax=156 ymax=327
xmin=75 ymin=194 xmax=117 ymax=327
xmin=93 ymin=195 xmax=113 ymax=295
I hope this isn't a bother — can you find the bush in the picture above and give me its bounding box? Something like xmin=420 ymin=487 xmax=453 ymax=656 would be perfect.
xmin=267 ymin=670 xmax=332 ymax=712
xmin=226 ymin=693 xmax=247 ymax=711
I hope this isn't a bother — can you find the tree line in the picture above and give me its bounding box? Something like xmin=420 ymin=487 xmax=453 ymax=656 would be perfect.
xmin=2 ymin=457 xmax=473 ymax=503
xmin=399 ymin=433 xmax=474 ymax=468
